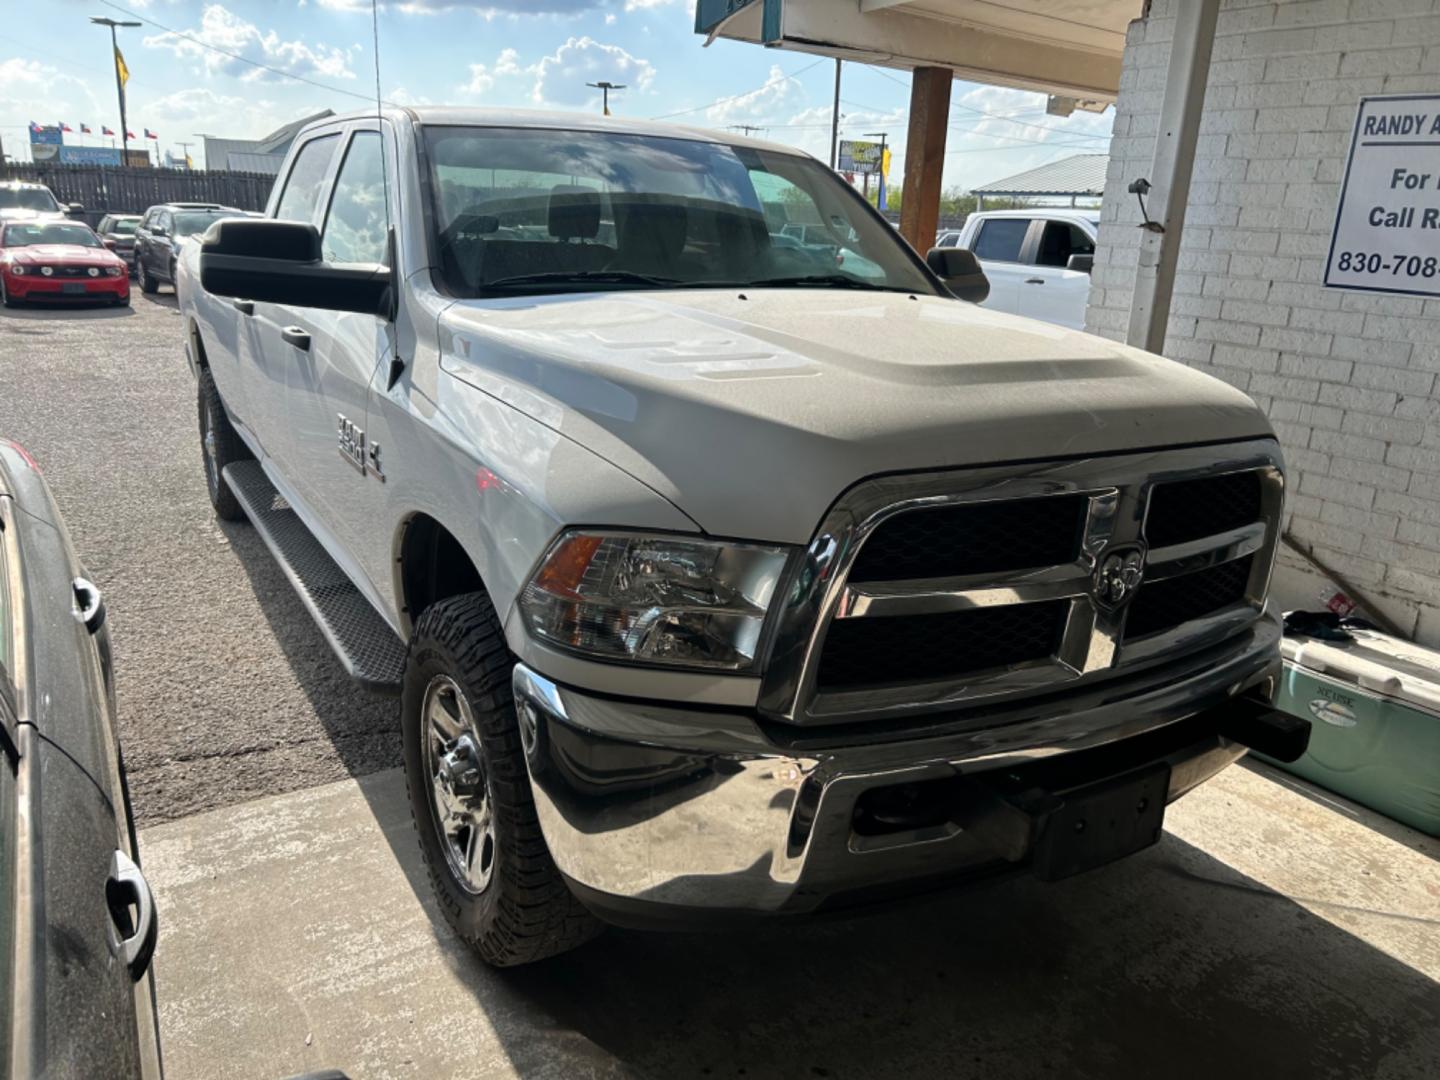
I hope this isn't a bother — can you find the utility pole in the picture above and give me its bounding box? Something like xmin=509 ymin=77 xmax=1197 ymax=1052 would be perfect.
xmin=585 ymin=81 xmax=626 ymax=116
xmin=90 ymin=16 xmax=140 ymax=165
xmin=729 ymin=124 xmax=767 ymax=137
xmin=829 ymin=58 xmax=842 ymax=169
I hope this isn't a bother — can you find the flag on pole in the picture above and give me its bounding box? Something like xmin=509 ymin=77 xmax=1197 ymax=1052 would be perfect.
xmin=877 ymin=145 xmax=892 ymax=211
xmin=81 ymin=124 xmax=93 ymax=134
xmin=59 ymin=122 xmax=74 ymax=133
xmin=115 ymin=47 xmax=130 ymax=93
xmin=28 ymin=121 xmax=43 ymax=135
xmin=126 ymin=130 xmax=137 ymax=140
xmin=144 ymin=128 xmax=158 ymax=140
xmin=102 ymin=126 xmax=115 ymax=136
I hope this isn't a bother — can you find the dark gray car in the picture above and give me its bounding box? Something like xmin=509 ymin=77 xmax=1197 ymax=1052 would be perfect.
xmin=134 ymin=204 xmax=244 ymax=295
xmin=96 ymin=214 xmax=143 ymax=276
xmin=0 ymin=440 xmax=161 ymax=1079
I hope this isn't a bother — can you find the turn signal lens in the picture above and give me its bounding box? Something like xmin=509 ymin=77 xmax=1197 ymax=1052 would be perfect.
xmin=520 ymin=531 xmax=791 ymax=672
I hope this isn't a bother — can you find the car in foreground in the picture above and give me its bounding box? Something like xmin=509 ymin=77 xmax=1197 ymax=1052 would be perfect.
xmin=0 ymin=220 xmax=131 ymax=307
xmin=134 ymin=203 xmax=245 ymax=295
xmin=0 ymin=181 xmax=83 ymax=224
xmin=949 ymin=208 xmax=1099 ymax=330
xmin=179 ymin=106 xmax=1308 ymax=966
xmin=97 ymin=213 xmax=143 ymax=275
xmin=0 ymin=439 xmax=162 ymax=1078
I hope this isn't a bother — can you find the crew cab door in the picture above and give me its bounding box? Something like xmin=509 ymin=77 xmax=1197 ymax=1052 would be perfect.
xmin=240 ymin=132 xmax=343 ymax=469
xmin=1016 ymin=218 xmax=1096 ymax=331
xmin=966 ymin=216 xmax=1032 ymax=315
xmin=279 ymin=124 xmax=394 ymax=588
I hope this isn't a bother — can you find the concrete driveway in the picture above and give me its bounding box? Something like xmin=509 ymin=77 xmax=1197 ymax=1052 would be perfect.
xmin=142 ymin=760 xmax=1438 ymax=1080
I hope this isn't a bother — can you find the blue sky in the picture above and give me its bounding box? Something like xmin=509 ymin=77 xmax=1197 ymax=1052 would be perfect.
xmin=1 ymin=0 xmax=1115 ymax=190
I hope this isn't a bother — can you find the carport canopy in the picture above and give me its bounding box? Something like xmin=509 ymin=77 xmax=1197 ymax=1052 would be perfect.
xmin=695 ymin=0 xmax=1220 ymax=354
xmin=973 ymin=153 xmax=1109 ymax=207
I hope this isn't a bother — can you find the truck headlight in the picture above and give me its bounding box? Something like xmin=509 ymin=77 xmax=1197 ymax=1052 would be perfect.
xmin=520 ymin=531 xmax=791 ymax=672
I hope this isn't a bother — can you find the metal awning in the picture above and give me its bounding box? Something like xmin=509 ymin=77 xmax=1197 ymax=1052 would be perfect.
xmin=973 ymin=154 xmax=1109 ymax=197
xmin=695 ymin=0 xmax=1140 ymax=101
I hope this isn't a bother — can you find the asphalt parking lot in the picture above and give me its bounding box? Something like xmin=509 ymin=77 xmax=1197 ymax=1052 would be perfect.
xmin=0 ymin=291 xmax=399 ymax=824
xmin=2 ymin=296 xmax=1437 ymax=1079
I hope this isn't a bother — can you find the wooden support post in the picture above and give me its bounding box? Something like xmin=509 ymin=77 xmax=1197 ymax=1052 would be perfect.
xmin=898 ymin=66 xmax=951 ymax=253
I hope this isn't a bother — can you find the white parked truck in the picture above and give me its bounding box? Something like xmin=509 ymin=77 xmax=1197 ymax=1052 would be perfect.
xmin=938 ymin=208 xmax=1099 ymax=330
xmin=178 ymin=107 xmax=1308 ymax=966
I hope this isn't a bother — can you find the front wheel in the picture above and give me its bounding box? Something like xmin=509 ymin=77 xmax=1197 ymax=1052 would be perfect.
xmin=196 ymin=367 xmax=251 ymax=521
xmin=402 ymin=593 xmax=599 ymax=967
xmin=138 ymin=259 xmax=157 ymax=295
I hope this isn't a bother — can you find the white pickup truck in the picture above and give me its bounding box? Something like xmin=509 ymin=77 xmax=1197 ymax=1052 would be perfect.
xmin=177 ymin=107 xmax=1307 ymax=966
xmin=937 ymin=208 xmax=1099 ymax=330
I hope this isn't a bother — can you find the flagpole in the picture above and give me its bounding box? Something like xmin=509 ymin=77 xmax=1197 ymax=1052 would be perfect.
xmin=91 ymin=17 xmax=140 ymax=166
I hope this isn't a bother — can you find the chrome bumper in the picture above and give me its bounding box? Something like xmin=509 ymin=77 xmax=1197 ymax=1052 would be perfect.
xmin=514 ymin=614 xmax=1281 ymax=920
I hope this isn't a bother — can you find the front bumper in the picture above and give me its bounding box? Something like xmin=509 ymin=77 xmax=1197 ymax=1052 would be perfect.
xmin=6 ymin=276 xmax=129 ymax=302
xmin=514 ymin=614 xmax=1284 ymax=924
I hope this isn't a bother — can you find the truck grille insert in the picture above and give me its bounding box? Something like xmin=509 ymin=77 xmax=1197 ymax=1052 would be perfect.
xmin=847 ymin=494 xmax=1088 ymax=582
xmin=1124 ymin=556 xmax=1254 ymax=641
xmin=816 ymin=601 xmax=1068 ymax=691
xmin=1145 ymin=471 xmax=1262 ymax=548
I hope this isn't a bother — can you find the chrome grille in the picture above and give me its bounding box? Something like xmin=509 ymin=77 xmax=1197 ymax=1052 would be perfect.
xmin=758 ymin=439 xmax=1284 ymax=726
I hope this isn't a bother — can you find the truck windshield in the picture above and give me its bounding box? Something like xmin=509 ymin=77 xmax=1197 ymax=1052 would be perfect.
xmin=423 ymin=126 xmax=937 ymax=298
xmin=0 ymin=187 xmax=60 ymax=212
xmin=1 ymin=222 xmax=100 ymax=248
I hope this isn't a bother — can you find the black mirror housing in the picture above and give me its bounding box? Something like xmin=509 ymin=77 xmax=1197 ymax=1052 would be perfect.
xmin=926 ymin=247 xmax=990 ymax=304
xmin=199 ymin=218 xmax=392 ymax=318
xmin=66 ymin=202 xmax=85 ymax=215
xmin=1067 ymin=253 xmax=1095 ymax=273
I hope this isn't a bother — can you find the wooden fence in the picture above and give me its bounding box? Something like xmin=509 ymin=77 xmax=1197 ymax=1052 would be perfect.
xmin=1 ymin=164 xmax=275 ymax=225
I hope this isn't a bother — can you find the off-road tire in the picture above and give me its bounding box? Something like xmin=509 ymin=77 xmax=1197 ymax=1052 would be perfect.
xmin=402 ymin=592 xmax=600 ymax=967
xmin=138 ymin=260 xmax=157 ymax=295
xmin=196 ymin=367 xmax=251 ymax=521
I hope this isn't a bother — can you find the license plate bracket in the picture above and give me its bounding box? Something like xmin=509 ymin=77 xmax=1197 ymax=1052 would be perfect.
xmin=1033 ymin=763 xmax=1170 ymax=881
xmin=61 ymin=282 xmax=86 ymax=294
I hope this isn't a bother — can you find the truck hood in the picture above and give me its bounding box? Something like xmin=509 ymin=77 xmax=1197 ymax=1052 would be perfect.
xmin=439 ymin=289 xmax=1272 ymax=545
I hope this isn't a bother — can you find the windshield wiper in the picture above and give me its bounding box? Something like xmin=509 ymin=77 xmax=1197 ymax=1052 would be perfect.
xmin=481 ymin=270 xmax=683 ymax=291
xmin=737 ymin=274 xmax=902 ymax=292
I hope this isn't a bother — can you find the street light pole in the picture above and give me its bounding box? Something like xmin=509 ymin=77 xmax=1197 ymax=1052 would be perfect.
xmin=585 ymin=81 xmax=626 ymax=116
xmin=91 ymin=16 xmax=141 ymax=165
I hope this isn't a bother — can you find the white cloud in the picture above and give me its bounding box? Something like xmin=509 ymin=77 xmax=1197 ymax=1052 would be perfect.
xmin=705 ymin=65 xmax=801 ymax=126
xmin=0 ymin=58 xmax=103 ymax=136
xmin=528 ymin=36 xmax=655 ymax=106
xmin=461 ymin=64 xmax=494 ymax=95
xmin=456 ymin=47 xmax=523 ymax=98
xmin=144 ymin=4 xmax=358 ymax=83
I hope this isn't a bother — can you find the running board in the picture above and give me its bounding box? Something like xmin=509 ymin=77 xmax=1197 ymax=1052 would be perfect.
xmin=224 ymin=460 xmax=405 ymax=695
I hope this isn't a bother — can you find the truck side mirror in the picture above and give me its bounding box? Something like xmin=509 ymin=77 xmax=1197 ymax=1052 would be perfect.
xmin=199 ymin=218 xmax=392 ymax=319
xmin=66 ymin=202 xmax=85 ymax=216
xmin=926 ymin=247 xmax=990 ymax=304
xmin=1067 ymin=254 xmax=1094 ymax=273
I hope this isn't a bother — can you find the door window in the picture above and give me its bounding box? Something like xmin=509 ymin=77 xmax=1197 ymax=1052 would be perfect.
xmin=275 ymin=134 xmax=340 ymax=224
xmin=1035 ymin=220 xmax=1095 ymax=268
xmin=322 ymin=132 xmax=389 ymax=265
xmin=971 ymin=218 xmax=1030 ymax=263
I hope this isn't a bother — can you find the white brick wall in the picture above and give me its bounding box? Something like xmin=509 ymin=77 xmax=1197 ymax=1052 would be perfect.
xmin=1088 ymin=0 xmax=1440 ymax=643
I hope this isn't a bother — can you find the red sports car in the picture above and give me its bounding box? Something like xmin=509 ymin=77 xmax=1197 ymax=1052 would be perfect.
xmin=0 ymin=219 xmax=131 ymax=307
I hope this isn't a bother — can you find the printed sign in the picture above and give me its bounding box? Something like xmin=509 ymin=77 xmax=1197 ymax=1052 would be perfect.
xmin=59 ymin=146 xmax=122 ymax=166
xmin=837 ymin=139 xmax=882 ymax=174
xmin=1325 ymin=94 xmax=1440 ymax=296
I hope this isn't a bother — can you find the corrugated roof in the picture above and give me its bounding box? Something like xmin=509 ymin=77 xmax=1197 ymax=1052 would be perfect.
xmin=972 ymin=154 xmax=1108 ymax=196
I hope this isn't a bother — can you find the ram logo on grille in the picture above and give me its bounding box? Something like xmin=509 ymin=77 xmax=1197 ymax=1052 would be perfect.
xmin=1094 ymin=545 xmax=1146 ymax=609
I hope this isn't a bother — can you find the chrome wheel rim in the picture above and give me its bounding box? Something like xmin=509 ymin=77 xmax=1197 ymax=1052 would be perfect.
xmin=202 ymin=403 xmax=219 ymax=493
xmin=422 ymin=674 xmax=495 ymax=895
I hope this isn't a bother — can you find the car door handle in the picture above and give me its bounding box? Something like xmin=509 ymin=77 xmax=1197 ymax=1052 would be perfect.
xmin=1025 ymin=277 xmax=1046 ymax=284
xmin=72 ymin=576 xmax=106 ymax=635
xmin=281 ymin=326 xmax=311 ymax=351
xmin=106 ymin=849 xmax=157 ymax=981
xmin=232 ymin=299 xmax=254 ymax=316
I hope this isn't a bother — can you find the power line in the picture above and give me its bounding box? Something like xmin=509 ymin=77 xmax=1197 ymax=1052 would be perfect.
xmin=97 ymin=0 xmax=382 ymax=104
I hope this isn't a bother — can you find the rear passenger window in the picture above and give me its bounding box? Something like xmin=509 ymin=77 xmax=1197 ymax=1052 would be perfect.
xmin=322 ymin=132 xmax=388 ymax=265
xmin=275 ymin=134 xmax=340 ymax=224
xmin=1035 ymin=221 xmax=1095 ymax=268
xmin=971 ymin=218 xmax=1030 ymax=263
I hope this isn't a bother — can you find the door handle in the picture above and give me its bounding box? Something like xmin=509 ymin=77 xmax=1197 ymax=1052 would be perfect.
xmin=232 ymin=299 xmax=254 ymax=315
xmin=106 ymin=849 xmax=157 ymax=981
xmin=281 ymin=326 xmax=311 ymax=351
xmin=72 ymin=576 xmax=106 ymax=635
xmin=1025 ymin=277 xmax=1046 ymax=284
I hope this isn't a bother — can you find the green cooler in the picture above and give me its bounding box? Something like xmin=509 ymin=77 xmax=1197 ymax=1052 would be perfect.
xmin=1265 ymin=625 xmax=1440 ymax=836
